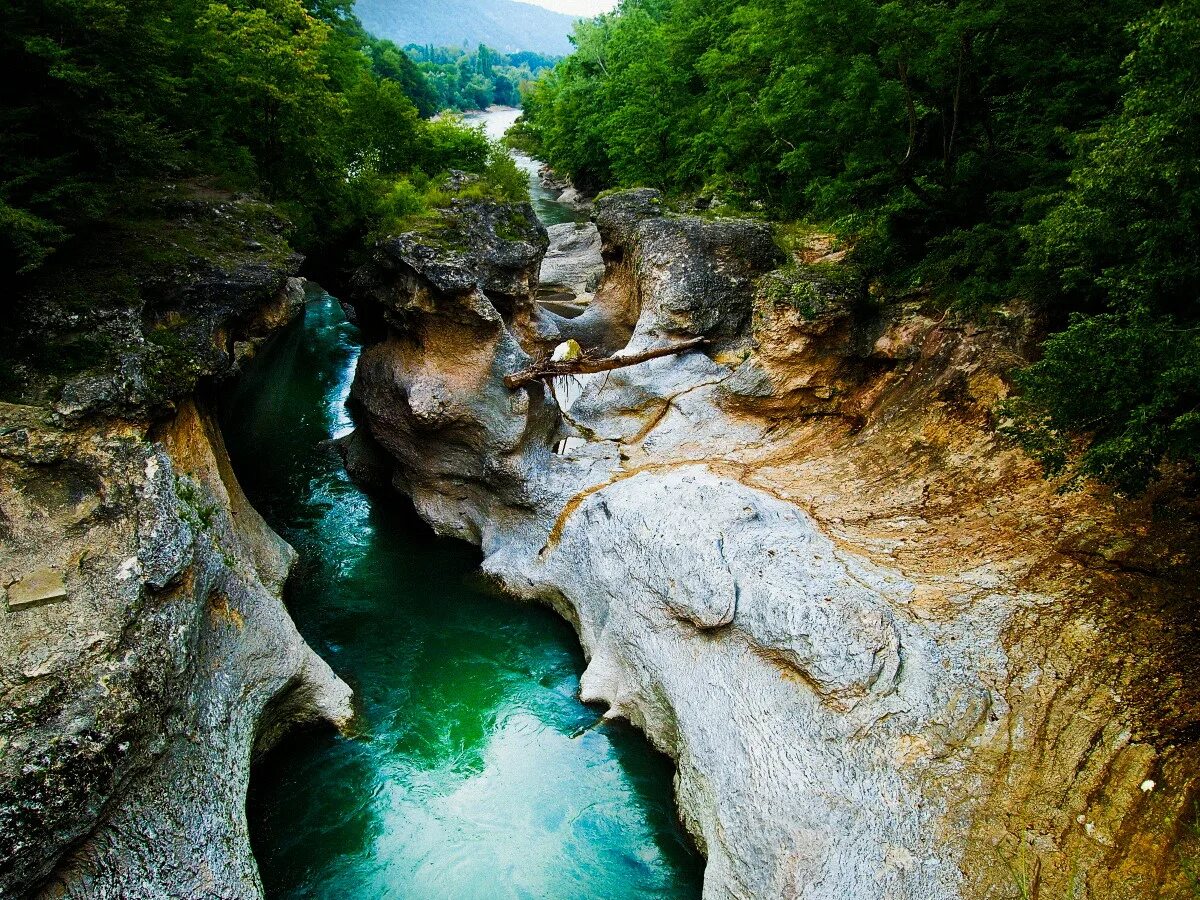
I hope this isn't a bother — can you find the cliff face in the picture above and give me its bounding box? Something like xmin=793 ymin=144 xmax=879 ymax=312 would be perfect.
xmin=344 ymin=191 xmax=1200 ymax=899
xmin=0 ymin=192 xmax=352 ymax=898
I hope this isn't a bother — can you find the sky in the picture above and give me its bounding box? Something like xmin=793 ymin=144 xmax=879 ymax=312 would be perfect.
xmin=520 ymin=0 xmax=617 ymax=15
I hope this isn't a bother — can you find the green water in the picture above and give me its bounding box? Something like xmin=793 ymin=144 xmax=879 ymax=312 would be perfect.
xmin=225 ymin=294 xmax=703 ymax=898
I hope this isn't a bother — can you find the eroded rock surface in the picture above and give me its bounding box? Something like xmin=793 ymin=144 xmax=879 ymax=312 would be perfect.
xmin=539 ymin=222 xmax=604 ymax=301
xmin=0 ymin=194 xmax=352 ymax=898
xmin=345 ymin=190 xmax=1200 ymax=899
xmin=537 ymin=165 xmax=593 ymax=214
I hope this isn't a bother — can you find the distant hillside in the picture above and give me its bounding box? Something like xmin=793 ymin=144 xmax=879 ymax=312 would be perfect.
xmin=354 ymin=0 xmax=578 ymax=56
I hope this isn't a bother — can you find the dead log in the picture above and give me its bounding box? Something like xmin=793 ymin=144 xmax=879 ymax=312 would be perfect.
xmin=503 ymin=337 xmax=709 ymax=390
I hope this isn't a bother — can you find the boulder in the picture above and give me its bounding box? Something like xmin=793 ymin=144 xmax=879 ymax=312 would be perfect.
xmin=594 ymin=189 xmax=784 ymax=348
xmin=539 ymin=222 xmax=604 ymax=298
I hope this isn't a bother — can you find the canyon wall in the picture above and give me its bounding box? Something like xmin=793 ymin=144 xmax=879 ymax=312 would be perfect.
xmin=344 ymin=190 xmax=1200 ymax=899
xmin=0 ymin=194 xmax=351 ymax=898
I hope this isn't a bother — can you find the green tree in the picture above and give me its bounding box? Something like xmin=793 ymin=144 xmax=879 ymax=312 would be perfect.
xmin=523 ymin=0 xmax=1146 ymax=300
xmin=366 ymin=36 xmax=439 ymax=117
xmin=344 ymin=77 xmax=422 ymax=174
xmin=1009 ymin=0 xmax=1200 ymax=491
xmin=0 ymin=0 xmax=186 ymax=272
xmin=195 ymin=0 xmax=341 ymax=196
xmin=0 ymin=0 xmax=504 ymax=278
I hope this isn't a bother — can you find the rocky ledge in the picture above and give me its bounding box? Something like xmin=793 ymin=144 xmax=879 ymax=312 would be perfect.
xmin=344 ymin=190 xmax=1200 ymax=899
xmin=537 ymin=165 xmax=593 ymax=215
xmin=0 ymin=191 xmax=352 ymax=898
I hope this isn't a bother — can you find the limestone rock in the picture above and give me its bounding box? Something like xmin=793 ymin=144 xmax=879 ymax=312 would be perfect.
xmin=343 ymin=193 xmax=971 ymax=898
xmin=1 ymin=401 xmax=352 ymax=899
xmin=539 ymin=222 xmax=604 ymax=298
xmin=593 ymin=189 xmax=784 ymax=349
xmin=345 ymin=190 xmax=1200 ymax=900
xmin=0 ymin=201 xmax=351 ymax=899
xmin=348 ymin=199 xmax=547 ymax=336
xmin=556 ymin=186 xmax=590 ymax=211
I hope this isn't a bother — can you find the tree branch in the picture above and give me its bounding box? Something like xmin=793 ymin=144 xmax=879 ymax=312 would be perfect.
xmin=504 ymin=338 xmax=709 ymax=390
xmin=895 ymin=58 xmax=940 ymax=208
xmin=898 ymin=58 xmax=918 ymax=169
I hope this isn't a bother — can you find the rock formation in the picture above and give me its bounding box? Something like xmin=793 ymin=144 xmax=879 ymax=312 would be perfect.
xmin=538 ymin=222 xmax=604 ymax=305
xmin=0 ymin=192 xmax=352 ymax=898
xmin=537 ymin=165 xmax=593 ymax=215
xmin=344 ymin=190 xmax=1200 ymax=899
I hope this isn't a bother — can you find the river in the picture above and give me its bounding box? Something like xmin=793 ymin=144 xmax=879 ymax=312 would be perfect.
xmin=465 ymin=106 xmax=585 ymax=227
xmin=227 ymin=105 xmax=701 ymax=900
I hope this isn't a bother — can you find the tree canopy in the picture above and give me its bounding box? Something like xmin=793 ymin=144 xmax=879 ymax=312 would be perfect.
xmin=1008 ymin=0 xmax=1200 ymax=492
xmin=521 ymin=0 xmax=1200 ymax=492
xmin=0 ymin=0 xmax=517 ymax=276
xmin=405 ymin=44 xmax=557 ymax=112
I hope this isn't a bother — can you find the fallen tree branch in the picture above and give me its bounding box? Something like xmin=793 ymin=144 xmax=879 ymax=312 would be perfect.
xmin=503 ymin=337 xmax=709 ymax=390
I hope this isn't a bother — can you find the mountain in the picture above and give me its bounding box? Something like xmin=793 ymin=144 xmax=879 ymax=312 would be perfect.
xmin=354 ymin=0 xmax=579 ymax=56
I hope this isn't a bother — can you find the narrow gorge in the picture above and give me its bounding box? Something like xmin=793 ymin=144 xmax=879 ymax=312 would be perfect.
xmin=229 ymin=289 xmax=702 ymax=897
xmin=2 ymin=96 xmax=1198 ymax=900
xmin=336 ymin=113 xmax=1200 ymax=898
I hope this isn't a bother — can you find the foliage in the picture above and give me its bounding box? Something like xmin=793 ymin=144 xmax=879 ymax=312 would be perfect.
xmin=0 ymin=0 xmax=188 ymax=274
xmin=415 ymin=117 xmax=491 ymax=174
xmin=1006 ymin=0 xmax=1200 ymax=493
xmin=193 ymin=0 xmax=344 ymax=198
xmin=524 ymin=0 xmax=1200 ymax=491
xmin=368 ymin=144 xmax=531 ymax=240
xmin=404 ymin=43 xmax=558 ymax=112
xmin=0 ymin=0 xmax=501 ymax=277
xmin=523 ymin=0 xmax=1144 ymax=292
xmin=365 ymin=35 xmax=440 ymax=117
xmin=482 ymin=146 xmax=531 ymax=203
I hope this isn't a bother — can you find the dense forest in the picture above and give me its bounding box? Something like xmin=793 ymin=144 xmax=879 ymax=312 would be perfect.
xmin=406 ymin=44 xmax=557 ymax=111
xmin=519 ymin=0 xmax=1200 ymax=492
xmin=0 ymin=0 xmax=525 ymax=279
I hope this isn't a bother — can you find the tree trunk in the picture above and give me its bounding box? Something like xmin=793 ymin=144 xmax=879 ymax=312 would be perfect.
xmin=503 ymin=338 xmax=709 ymax=390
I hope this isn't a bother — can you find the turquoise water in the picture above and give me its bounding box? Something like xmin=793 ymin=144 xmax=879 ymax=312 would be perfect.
xmin=226 ymin=294 xmax=703 ymax=898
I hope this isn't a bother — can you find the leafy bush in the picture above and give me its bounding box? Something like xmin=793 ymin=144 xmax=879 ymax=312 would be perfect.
xmin=483 ymin=148 xmax=531 ymax=203
xmin=415 ymin=118 xmax=491 ymax=176
xmin=366 ymin=145 xmax=530 ymax=240
xmin=1005 ymin=316 xmax=1200 ymax=492
xmin=379 ymin=178 xmax=428 ymax=221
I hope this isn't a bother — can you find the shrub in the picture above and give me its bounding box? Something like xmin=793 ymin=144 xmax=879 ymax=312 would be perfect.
xmin=416 ymin=117 xmax=490 ymax=175
xmin=482 ymin=147 xmax=530 ymax=203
